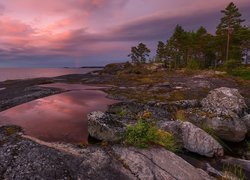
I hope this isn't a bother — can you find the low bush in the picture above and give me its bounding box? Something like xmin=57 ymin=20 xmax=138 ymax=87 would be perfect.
xmin=125 ymin=120 xmax=179 ymax=152
xmin=229 ymin=67 xmax=250 ymax=80
xmin=223 ymin=59 xmax=241 ymax=73
xmin=175 ymin=110 xmax=187 ymax=122
xmin=187 ymin=59 xmax=200 ymax=70
xmin=222 ymin=163 xmax=245 ymax=180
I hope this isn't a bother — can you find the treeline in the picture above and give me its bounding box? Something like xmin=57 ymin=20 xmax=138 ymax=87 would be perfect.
xmin=128 ymin=2 xmax=250 ymax=69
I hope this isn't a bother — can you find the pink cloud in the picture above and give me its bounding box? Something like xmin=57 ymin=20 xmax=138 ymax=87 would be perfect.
xmin=0 ymin=0 xmax=249 ymax=66
xmin=0 ymin=17 xmax=33 ymax=36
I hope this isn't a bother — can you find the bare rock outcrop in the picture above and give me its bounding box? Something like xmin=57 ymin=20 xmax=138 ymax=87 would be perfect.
xmin=0 ymin=125 xmax=213 ymax=180
xmin=160 ymin=121 xmax=224 ymax=157
xmin=187 ymin=87 xmax=248 ymax=142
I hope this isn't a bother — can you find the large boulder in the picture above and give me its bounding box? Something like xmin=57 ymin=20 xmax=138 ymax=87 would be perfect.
xmin=87 ymin=111 xmax=125 ymax=142
xmin=185 ymin=108 xmax=248 ymax=142
xmin=205 ymin=116 xmax=247 ymax=142
xmin=160 ymin=121 xmax=224 ymax=157
xmin=193 ymin=87 xmax=248 ymax=142
xmin=201 ymin=87 xmax=247 ymax=117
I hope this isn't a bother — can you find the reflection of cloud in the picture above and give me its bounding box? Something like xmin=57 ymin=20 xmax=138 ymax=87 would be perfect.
xmin=0 ymin=0 xmax=249 ymax=66
xmin=0 ymin=87 xmax=117 ymax=142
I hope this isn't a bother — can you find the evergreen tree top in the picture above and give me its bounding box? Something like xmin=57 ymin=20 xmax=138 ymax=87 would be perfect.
xmin=216 ymin=2 xmax=245 ymax=35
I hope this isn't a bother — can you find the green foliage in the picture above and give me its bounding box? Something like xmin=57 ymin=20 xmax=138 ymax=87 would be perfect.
xmin=125 ymin=120 xmax=179 ymax=152
xmin=5 ymin=126 xmax=18 ymax=136
xmin=156 ymin=41 xmax=166 ymax=62
xmin=167 ymin=91 xmax=187 ymax=101
xmin=175 ymin=110 xmax=187 ymax=122
xmin=216 ymin=2 xmax=246 ymax=61
xmin=127 ymin=2 xmax=249 ymax=72
xmin=117 ymin=109 xmax=127 ymax=118
xmin=228 ymin=66 xmax=250 ymax=80
xmin=187 ymin=59 xmax=200 ymax=70
xmin=216 ymin=2 xmax=244 ymax=35
xmin=128 ymin=43 xmax=151 ymax=64
xmin=222 ymin=163 xmax=245 ymax=180
xmin=223 ymin=59 xmax=241 ymax=72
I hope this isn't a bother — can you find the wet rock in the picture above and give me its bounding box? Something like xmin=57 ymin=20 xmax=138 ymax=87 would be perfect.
xmin=112 ymin=146 xmax=212 ymax=180
xmin=201 ymin=87 xmax=247 ymax=117
xmin=87 ymin=111 xmax=126 ymax=142
xmin=160 ymin=121 xmax=224 ymax=157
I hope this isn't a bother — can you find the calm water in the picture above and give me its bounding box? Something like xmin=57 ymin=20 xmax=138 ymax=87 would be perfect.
xmin=0 ymin=83 xmax=117 ymax=143
xmin=0 ymin=68 xmax=100 ymax=82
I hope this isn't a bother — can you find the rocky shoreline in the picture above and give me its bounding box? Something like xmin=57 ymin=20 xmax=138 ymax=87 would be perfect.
xmin=0 ymin=64 xmax=250 ymax=179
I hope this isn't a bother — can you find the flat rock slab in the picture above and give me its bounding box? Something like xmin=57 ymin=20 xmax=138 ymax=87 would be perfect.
xmin=0 ymin=126 xmax=212 ymax=180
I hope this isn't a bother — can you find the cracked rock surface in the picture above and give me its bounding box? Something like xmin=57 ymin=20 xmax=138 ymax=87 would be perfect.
xmin=0 ymin=126 xmax=212 ymax=180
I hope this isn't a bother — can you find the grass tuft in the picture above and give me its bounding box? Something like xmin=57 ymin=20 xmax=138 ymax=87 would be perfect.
xmin=125 ymin=120 xmax=179 ymax=152
xmin=175 ymin=110 xmax=187 ymax=122
xmin=222 ymin=163 xmax=245 ymax=180
xmin=5 ymin=126 xmax=18 ymax=136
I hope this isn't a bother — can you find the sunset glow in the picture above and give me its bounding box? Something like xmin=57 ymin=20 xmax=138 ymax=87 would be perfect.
xmin=0 ymin=0 xmax=249 ymax=67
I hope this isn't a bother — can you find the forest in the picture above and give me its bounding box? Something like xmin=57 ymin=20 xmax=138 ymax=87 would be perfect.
xmin=128 ymin=2 xmax=250 ymax=73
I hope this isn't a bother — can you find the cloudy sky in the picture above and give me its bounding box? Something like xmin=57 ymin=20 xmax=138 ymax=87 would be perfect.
xmin=0 ymin=0 xmax=249 ymax=67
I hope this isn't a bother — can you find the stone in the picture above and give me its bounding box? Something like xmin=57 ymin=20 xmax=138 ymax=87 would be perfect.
xmin=184 ymin=108 xmax=248 ymax=142
xmin=242 ymin=114 xmax=250 ymax=136
xmin=87 ymin=111 xmax=125 ymax=142
xmin=112 ymin=146 xmax=212 ymax=180
xmin=0 ymin=125 xmax=212 ymax=180
xmin=160 ymin=121 xmax=224 ymax=157
xmin=188 ymin=87 xmax=250 ymax=142
xmin=205 ymin=116 xmax=247 ymax=142
xmin=170 ymin=100 xmax=200 ymax=109
xmin=201 ymin=87 xmax=247 ymax=117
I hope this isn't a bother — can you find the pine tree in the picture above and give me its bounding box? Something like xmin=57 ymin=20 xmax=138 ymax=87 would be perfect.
xmin=216 ymin=2 xmax=245 ymax=61
xmin=156 ymin=41 xmax=166 ymax=62
xmin=128 ymin=43 xmax=151 ymax=64
xmin=167 ymin=25 xmax=187 ymax=68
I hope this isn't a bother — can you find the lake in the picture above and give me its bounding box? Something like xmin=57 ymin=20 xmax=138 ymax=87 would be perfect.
xmin=0 ymin=83 xmax=117 ymax=144
xmin=0 ymin=68 xmax=101 ymax=82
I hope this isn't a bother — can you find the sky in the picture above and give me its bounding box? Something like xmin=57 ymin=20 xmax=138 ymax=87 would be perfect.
xmin=0 ymin=0 xmax=249 ymax=67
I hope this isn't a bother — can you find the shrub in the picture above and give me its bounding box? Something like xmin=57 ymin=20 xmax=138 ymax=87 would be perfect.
xmin=222 ymin=163 xmax=245 ymax=180
xmin=125 ymin=120 xmax=179 ymax=152
xmin=175 ymin=110 xmax=187 ymax=122
xmin=5 ymin=126 xmax=19 ymax=136
xmin=223 ymin=59 xmax=241 ymax=73
xmin=229 ymin=67 xmax=250 ymax=80
xmin=187 ymin=59 xmax=200 ymax=70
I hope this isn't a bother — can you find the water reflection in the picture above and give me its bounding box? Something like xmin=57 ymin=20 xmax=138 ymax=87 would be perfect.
xmin=0 ymin=83 xmax=117 ymax=144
